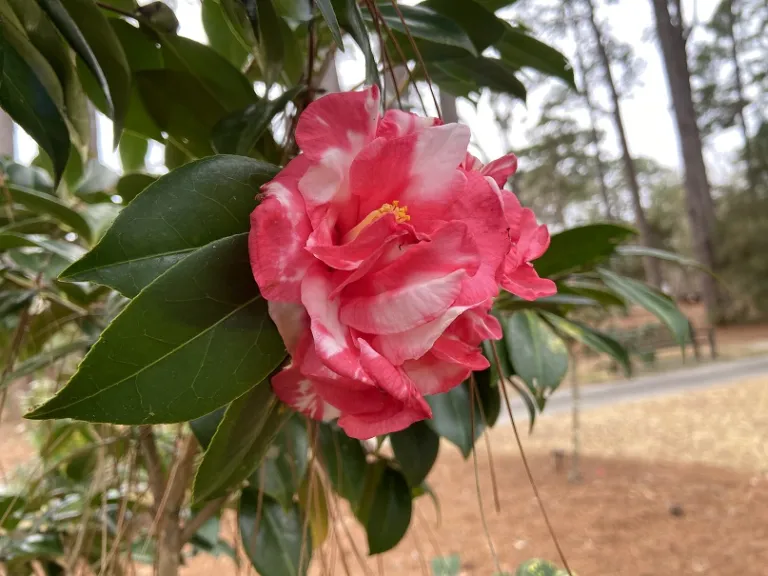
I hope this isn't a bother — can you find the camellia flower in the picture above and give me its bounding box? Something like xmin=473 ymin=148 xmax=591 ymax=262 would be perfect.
xmin=249 ymin=86 xmax=555 ymax=439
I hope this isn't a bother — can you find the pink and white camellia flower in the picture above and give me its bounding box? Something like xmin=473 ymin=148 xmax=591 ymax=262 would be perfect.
xmin=249 ymin=86 xmax=555 ymax=439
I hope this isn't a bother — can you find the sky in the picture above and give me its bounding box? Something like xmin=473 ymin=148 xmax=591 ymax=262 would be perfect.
xmin=16 ymin=0 xmax=737 ymax=185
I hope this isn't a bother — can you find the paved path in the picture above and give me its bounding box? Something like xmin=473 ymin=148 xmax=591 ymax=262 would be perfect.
xmin=499 ymin=354 xmax=768 ymax=422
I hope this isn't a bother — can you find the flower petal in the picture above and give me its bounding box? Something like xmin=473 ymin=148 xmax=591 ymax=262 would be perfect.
xmin=296 ymin=86 xmax=380 ymax=161
xmin=267 ymin=301 xmax=308 ymax=356
xmin=480 ymin=153 xmax=518 ymax=187
xmin=376 ymin=109 xmax=441 ymax=140
xmin=272 ymin=366 xmax=340 ymax=421
xmin=249 ymin=156 xmax=314 ymax=302
xmin=500 ymin=263 xmax=557 ymax=301
xmin=401 ymin=352 xmax=471 ymax=396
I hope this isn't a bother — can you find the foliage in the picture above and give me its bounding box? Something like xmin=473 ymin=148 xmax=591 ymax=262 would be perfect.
xmin=0 ymin=0 xmax=695 ymax=574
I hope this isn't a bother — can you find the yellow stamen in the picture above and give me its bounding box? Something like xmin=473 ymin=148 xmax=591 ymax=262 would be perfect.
xmin=344 ymin=200 xmax=410 ymax=243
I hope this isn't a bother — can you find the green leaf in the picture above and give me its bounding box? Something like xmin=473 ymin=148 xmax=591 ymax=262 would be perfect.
xmin=317 ymin=423 xmax=366 ymax=508
xmin=256 ymin=0 xmax=285 ymax=85
xmin=0 ymin=26 xmax=69 ymax=184
xmin=332 ymin=0 xmax=378 ymax=86
xmin=0 ymin=492 xmax=26 ymax=529
xmin=160 ymin=33 xmax=257 ymax=112
xmin=616 ymin=245 xmax=706 ymax=269
xmin=37 ymin=0 xmax=114 ymax=116
xmin=534 ymin=223 xmax=637 ymax=278
xmin=119 ymin=132 xmax=149 ymax=172
xmin=115 ymin=172 xmax=157 ymax=204
xmin=252 ymin=414 xmax=309 ymax=508
xmin=189 ymin=406 xmax=227 ymax=449
xmin=316 ymin=0 xmax=344 ymax=48
xmin=297 ymin=470 xmax=329 ymax=547
xmin=423 ymin=0 xmax=505 ymax=51
xmin=5 ymin=184 xmax=91 ymax=241
xmin=4 ymin=162 xmax=54 ymax=194
xmin=515 ymin=559 xmax=567 ymax=576
xmin=426 ymin=382 xmax=482 ymax=458
xmin=239 ymin=491 xmax=310 ymax=576
xmin=61 ymin=0 xmax=131 ymax=143
xmin=212 ymin=87 xmax=303 ymax=155
xmin=0 ymin=340 xmax=91 ymax=390
xmin=474 ymin=367 xmax=501 ymax=426
xmin=432 ymin=555 xmax=461 ymax=576
xmin=59 ymin=156 xmax=278 ymax=297
xmin=540 ymin=311 xmax=631 ymax=377
xmin=598 ymin=269 xmax=690 ymax=345
xmin=201 ymin=0 xmax=250 ymax=68
xmin=560 ymin=281 xmax=627 ymax=310
xmin=431 ymin=56 xmax=526 ymax=100
xmin=369 ymin=4 xmax=477 ymax=56
xmin=26 ymin=233 xmax=287 ymax=425
xmin=74 ymin=160 xmax=119 ymax=202
xmin=193 ymin=381 xmax=289 ymax=502
xmin=496 ymin=25 xmax=575 ymax=88
xmin=363 ymin=465 xmax=412 ymax=554
xmin=504 ymin=311 xmax=568 ymax=408
xmin=390 ymin=420 xmax=439 ymax=487
xmin=0 ymin=232 xmax=85 ymax=262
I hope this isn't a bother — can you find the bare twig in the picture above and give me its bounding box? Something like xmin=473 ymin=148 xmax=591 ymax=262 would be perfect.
xmin=490 ymin=341 xmax=574 ymax=576
xmin=180 ymin=496 xmax=228 ymax=544
xmin=471 ymin=374 xmax=501 ymax=512
xmin=138 ymin=425 xmax=166 ymax=508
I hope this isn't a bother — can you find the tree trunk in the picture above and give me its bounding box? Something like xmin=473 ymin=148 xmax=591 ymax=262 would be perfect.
xmin=651 ymin=0 xmax=720 ymax=323
xmin=584 ymin=0 xmax=663 ymax=288
xmin=157 ymin=521 xmax=182 ymax=576
xmin=0 ymin=110 xmax=14 ymax=158
xmin=567 ymin=6 xmax=614 ymax=220
xmin=724 ymin=0 xmax=758 ymax=195
xmin=568 ymin=345 xmax=582 ymax=483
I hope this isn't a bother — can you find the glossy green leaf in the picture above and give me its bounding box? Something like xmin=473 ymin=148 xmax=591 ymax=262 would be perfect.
xmin=332 ymin=0 xmax=378 ymax=86
xmin=59 ymin=156 xmax=277 ymax=297
xmin=424 ymin=0 xmax=505 ymax=51
xmin=0 ymin=232 xmax=85 ymax=262
xmin=74 ymin=160 xmax=119 ymax=201
xmin=0 ymin=493 xmax=26 ymax=529
xmin=26 ymin=233 xmax=287 ymax=425
xmin=3 ymin=162 xmax=54 ymax=194
xmin=212 ymin=87 xmax=303 ymax=155
xmin=201 ymin=0 xmax=250 ymax=68
xmin=316 ymin=0 xmax=344 ymax=48
xmin=368 ymin=4 xmax=476 ymax=56
xmin=189 ymin=406 xmax=227 ymax=449
xmin=252 ymin=414 xmax=309 ymax=508
xmin=257 ymin=0 xmax=285 ymax=85
xmin=0 ymin=26 xmax=70 ymax=184
xmin=431 ymin=56 xmax=526 ymax=100
xmin=363 ymin=465 xmax=412 ymax=554
xmin=317 ymin=423 xmax=366 ymax=508
xmin=38 ymin=0 xmax=114 ymax=116
xmin=504 ymin=311 xmax=568 ymax=408
xmin=62 ymin=0 xmax=130 ymax=142
xmin=598 ymin=268 xmax=690 ymax=345
xmin=138 ymin=1 xmax=179 ymax=33
xmin=560 ymin=281 xmax=627 ymax=310
xmin=540 ymin=311 xmax=631 ymax=377
xmin=5 ymin=185 xmax=91 ymax=241
xmin=160 ymin=34 xmax=257 ymax=112
xmin=496 ymin=25 xmax=575 ymax=88
xmin=390 ymin=420 xmax=439 ymax=487
xmin=119 ymin=132 xmax=148 ymax=172
xmin=616 ymin=245 xmax=706 ymax=269
xmin=534 ymin=223 xmax=636 ymax=278
xmin=239 ymin=491 xmax=310 ymax=576
xmin=114 ymin=172 xmax=156 ymax=204
xmin=474 ymin=367 xmax=501 ymax=426
xmin=426 ymin=382 xmax=483 ymax=458
xmin=193 ymin=381 xmax=289 ymax=502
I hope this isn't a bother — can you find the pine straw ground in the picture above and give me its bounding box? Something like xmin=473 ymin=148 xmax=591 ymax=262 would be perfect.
xmin=2 ymin=375 xmax=768 ymax=575
xmin=178 ymin=375 xmax=768 ymax=576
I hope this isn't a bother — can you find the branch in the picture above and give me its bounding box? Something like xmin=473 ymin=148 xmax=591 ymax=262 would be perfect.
xmin=179 ymin=496 xmax=228 ymax=544
xmin=163 ymin=434 xmax=198 ymax=515
xmin=138 ymin=426 xmax=167 ymax=509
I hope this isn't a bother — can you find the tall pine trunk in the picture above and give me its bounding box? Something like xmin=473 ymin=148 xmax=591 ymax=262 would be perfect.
xmin=566 ymin=4 xmax=614 ymax=220
xmin=651 ymin=0 xmax=720 ymax=323
xmin=724 ymin=0 xmax=758 ymax=195
xmin=583 ymin=0 xmax=662 ymax=287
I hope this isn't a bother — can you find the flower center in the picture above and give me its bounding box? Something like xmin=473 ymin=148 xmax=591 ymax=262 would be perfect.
xmin=344 ymin=201 xmax=410 ymax=243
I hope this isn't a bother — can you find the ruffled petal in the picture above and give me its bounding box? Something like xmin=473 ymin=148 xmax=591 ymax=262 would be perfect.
xmin=376 ymin=109 xmax=441 ymax=140
xmin=401 ymin=351 xmax=471 ymax=396
xmin=479 ymin=153 xmax=518 ymax=187
xmin=272 ymin=365 xmax=340 ymax=421
xmin=249 ymin=156 xmax=314 ymax=302
xmin=500 ymin=263 xmax=557 ymax=301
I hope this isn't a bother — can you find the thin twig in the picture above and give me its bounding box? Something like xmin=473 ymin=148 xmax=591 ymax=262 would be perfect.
xmin=471 ymin=374 xmax=501 ymax=513
xmin=299 ymin=422 xmax=317 ymax=572
xmin=180 ymin=496 xmax=228 ymax=543
xmin=95 ymin=0 xmax=136 ymax=18
xmin=138 ymin=425 xmax=166 ymax=509
xmin=469 ymin=377 xmax=502 ymax=574
xmin=388 ymin=0 xmax=441 ymax=118
xmin=490 ymin=340 xmax=574 ymax=576
xmin=364 ymin=0 xmax=402 ymax=109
